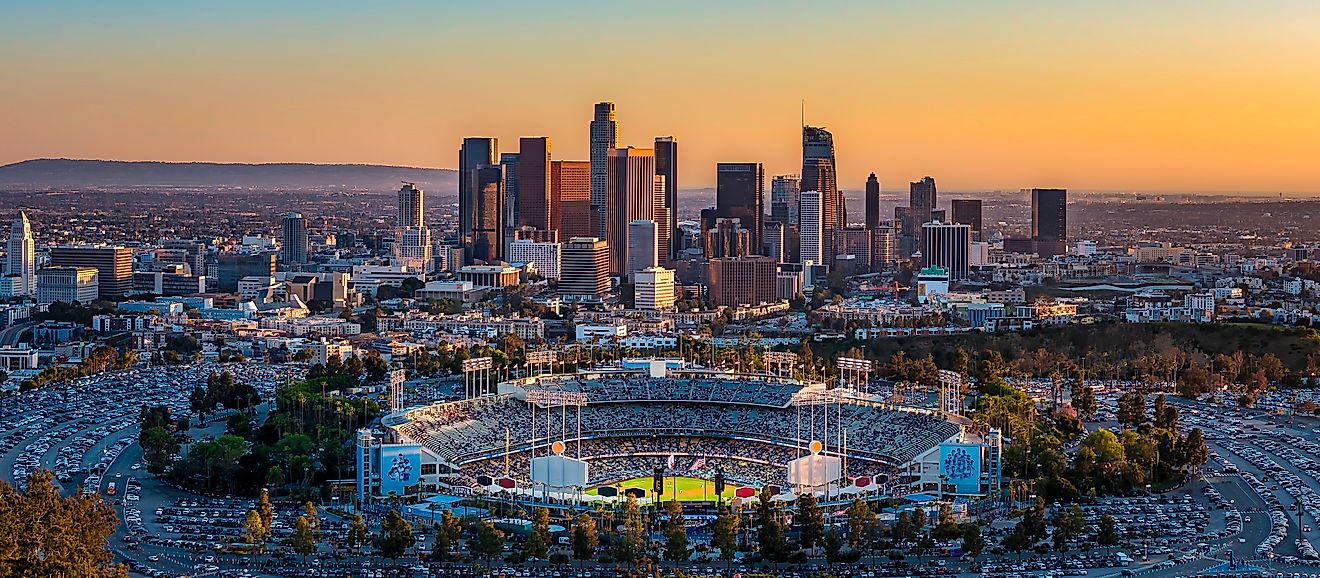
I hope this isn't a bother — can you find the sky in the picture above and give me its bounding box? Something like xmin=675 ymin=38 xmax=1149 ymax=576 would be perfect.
xmin=3 ymin=0 xmax=1320 ymax=193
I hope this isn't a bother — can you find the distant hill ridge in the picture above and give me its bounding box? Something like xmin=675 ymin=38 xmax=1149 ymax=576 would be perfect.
xmin=0 ymin=158 xmax=457 ymax=192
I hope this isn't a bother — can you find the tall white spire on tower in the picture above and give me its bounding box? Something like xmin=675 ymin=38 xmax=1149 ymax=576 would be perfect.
xmin=6 ymin=212 xmax=36 ymax=297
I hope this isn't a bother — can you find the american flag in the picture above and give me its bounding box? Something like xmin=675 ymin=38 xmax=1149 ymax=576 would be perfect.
xmin=689 ymin=457 xmax=706 ymax=471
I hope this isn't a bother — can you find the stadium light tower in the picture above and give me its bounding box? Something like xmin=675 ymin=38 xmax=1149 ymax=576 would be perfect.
xmin=463 ymin=357 xmax=495 ymax=399
xmin=388 ymin=369 xmax=407 ymax=412
xmin=837 ymin=357 xmax=873 ymax=393
xmin=765 ymin=351 xmax=797 ymax=379
xmin=526 ymin=389 xmax=588 ymax=460
xmin=938 ymin=369 xmax=964 ymax=416
xmin=526 ymin=349 xmax=556 ymax=376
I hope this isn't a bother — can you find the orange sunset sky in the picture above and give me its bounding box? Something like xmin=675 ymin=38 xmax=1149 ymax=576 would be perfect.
xmin=3 ymin=1 xmax=1320 ymax=193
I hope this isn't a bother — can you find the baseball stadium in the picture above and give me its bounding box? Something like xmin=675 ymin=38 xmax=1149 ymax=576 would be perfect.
xmin=366 ymin=361 xmax=991 ymax=508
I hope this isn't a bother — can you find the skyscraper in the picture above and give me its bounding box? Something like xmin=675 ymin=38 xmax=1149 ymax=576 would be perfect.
xmin=551 ymin=160 xmax=592 ymax=239
xmin=468 ymin=165 xmax=506 ymax=263
xmin=909 ymin=176 xmax=937 ymax=225
xmin=715 ymin=162 xmax=765 ymax=253
xmin=770 ymin=174 xmax=801 ymax=225
xmin=49 ymin=245 xmax=133 ymax=298
xmin=499 ymin=152 xmax=520 ymax=252
xmin=654 ymin=136 xmax=679 ymax=262
xmin=896 ymin=176 xmax=938 ymax=258
xmin=950 ymin=199 xmax=983 ymax=241
xmin=590 ymin=102 xmax=619 ymax=237
xmin=799 ymin=190 xmax=824 ymax=265
xmin=921 ymin=221 xmax=971 ymax=280
xmin=560 ymin=237 xmax=610 ymax=299
xmin=281 ymin=212 xmax=308 ymax=268
xmin=605 ymin=147 xmax=657 ymax=275
xmin=394 ymin=182 xmax=430 ymax=271
xmin=459 ymin=137 xmax=499 ymax=248
xmin=6 ymin=212 xmax=35 ymax=296
xmin=625 ymin=219 xmax=658 ymax=278
xmin=397 ymin=182 xmax=424 ymax=229
xmin=517 ymin=137 xmax=551 ymax=232
xmin=763 ymin=221 xmax=785 ymax=263
xmin=1030 ymin=188 xmax=1068 ymax=257
xmin=802 ymin=126 xmax=844 ymax=232
xmin=864 ymin=173 xmax=881 ymax=230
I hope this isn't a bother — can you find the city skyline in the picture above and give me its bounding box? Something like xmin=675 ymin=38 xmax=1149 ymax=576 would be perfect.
xmin=4 ymin=2 xmax=1320 ymax=194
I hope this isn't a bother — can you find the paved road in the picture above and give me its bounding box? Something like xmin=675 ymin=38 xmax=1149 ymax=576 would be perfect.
xmin=0 ymin=320 xmax=34 ymax=346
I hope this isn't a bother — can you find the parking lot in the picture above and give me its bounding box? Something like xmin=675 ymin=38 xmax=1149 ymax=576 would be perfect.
xmin=0 ymin=362 xmax=285 ymax=578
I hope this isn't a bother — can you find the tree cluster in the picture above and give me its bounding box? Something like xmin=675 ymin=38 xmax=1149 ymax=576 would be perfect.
xmin=20 ymin=346 xmax=136 ymax=391
xmin=0 ymin=470 xmax=126 ymax=577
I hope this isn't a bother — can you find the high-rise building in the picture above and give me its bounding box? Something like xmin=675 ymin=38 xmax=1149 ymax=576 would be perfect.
xmin=589 ymin=102 xmax=619 ymax=237
xmin=921 ymin=221 xmax=971 ymax=280
xmin=551 ymin=160 xmax=592 ymax=239
xmin=459 ymin=137 xmax=499 ymax=247
xmin=395 ymin=227 xmax=432 ymax=272
xmin=950 ymin=199 xmax=983 ymax=241
xmin=49 ymin=245 xmax=133 ymax=298
xmin=909 ymin=177 xmax=937 ymax=226
xmin=834 ymin=226 xmax=874 ymax=269
xmin=605 ymin=147 xmax=657 ymax=275
xmin=895 ymin=176 xmax=938 ymax=258
xmin=802 ymin=126 xmax=844 ymax=235
xmin=397 ymin=182 xmax=424 ymax=229
xmin=654 ymin=136 xmax=679 ymax=262
xmin=634 ymin=266 xmax=676 ymax=310
xmin=652 ymin=175 xmax=671 ymax=269
xmin=508 ymin=239 xmax=561 ymax=280
xmin=35 ymin=266 xmax=99 ymax=305
xmin=6 ymin=212 xmax=35 ymax=296
xmin=763 ymin=221 xmax=785 ymax=263
xmin=871 ymin=225 xmax=897 ymax=270
xmin=216 ymin=252 xmax=276 ymax=292
xmin=702 ymin=218 xmax=751 ymax=259
xmin=280 ymin=212 xmax=309 ymax=268
xmin=468 ymin=165 xmax=506 ymax=263
xmin=865 ymin=173 xmax=881 ymax=230
xmin=799 ymin=190 xmax=824 ymax=265
xmin=770 ymin=174 xmax=801 ymax=225
xmin=517 ymin=137 xmax=551 ymax=231
xmin=625 ymin=219 xmax=658 ymax=278
xmin=1030 ymin=188 xmax=1068 ymax=257
xmin=160 ymin=239 xmax=206 ymax=276
xmin=715 ymin=162 xmax=765 ymax=254
xmin=394 ymin=183 xmax=430 ymax=272
xmin=707 ymin=256 xmax=778 ymax=307
xmin=560 ymin=237 xmax=610 ymax=299
xmin=499 ymin=152 xmax=520 ymax=251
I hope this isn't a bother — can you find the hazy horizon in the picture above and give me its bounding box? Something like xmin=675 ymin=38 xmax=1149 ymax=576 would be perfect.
xmin=4 ymin=158 xmax=1319 ymax=197
xmin=4 ymin=1 xmax=1320 ymax=193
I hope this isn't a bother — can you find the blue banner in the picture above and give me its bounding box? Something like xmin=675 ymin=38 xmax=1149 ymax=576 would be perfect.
xmin=380 ymin=445 xmax=422 ymax=496
xmin=939 ymin=443 xmax=982 ymax=495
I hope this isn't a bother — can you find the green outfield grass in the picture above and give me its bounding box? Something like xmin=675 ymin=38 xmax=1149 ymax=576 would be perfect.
xmin=585 ymin=476 xmax=741 ymax=502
